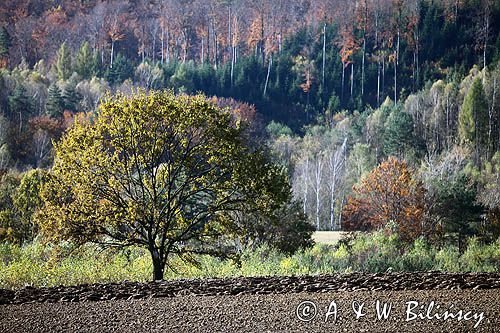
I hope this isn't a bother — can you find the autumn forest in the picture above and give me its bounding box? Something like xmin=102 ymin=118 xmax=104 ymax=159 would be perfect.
xmin=0 ymin=0 xmax=499 ymax=283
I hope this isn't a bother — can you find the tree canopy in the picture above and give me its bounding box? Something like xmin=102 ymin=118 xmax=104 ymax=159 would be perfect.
xmin=36 ymin=91 xmax=304 ymax=280
xmin=343 ymin=157 xmax=427 ymax=243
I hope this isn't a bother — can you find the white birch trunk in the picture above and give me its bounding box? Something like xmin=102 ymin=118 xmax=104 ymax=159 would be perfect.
xmin=263 ymin=53 xmax=272 ymax=96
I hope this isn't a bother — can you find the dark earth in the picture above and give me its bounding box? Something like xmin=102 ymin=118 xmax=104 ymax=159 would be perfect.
xmin=1 ymin=273 xmax=499 ymax=332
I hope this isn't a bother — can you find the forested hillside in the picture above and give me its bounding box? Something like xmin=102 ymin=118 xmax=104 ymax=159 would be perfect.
xmin=0 ymin=0 xmax=499 ymax=250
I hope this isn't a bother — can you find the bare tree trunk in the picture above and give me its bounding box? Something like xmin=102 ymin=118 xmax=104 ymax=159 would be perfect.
xmin=214 ymin=30 xmax=218 ymax=69
xmin=161 ymin=26 xmax=165 ymax=64
xmin=350 ymin=63 xmax=354 ymax=98
xmin=361 ymin=0 xmax=367 ymax=99
xmin=303 ymin=156 xmax=309 ymax=215
xmin=278 ymin=32 xmax=282 ymax=53
xmin=329 ymin=179 xmax=336 ymax=230
xmin=231 ymin=45 xmax=235 ymax=86
xmin=322 ymin=22 xmax=326 ymax=94
xmin=446 ymin=92 xmax=450 ymax=149
xmin=228 ymin=6 xmax=231 ymax=62
xmin=375 ymin=10 xmax=380 ymax=107
xmin=416 ymin=30 xmax=419 ymax=89
xmin=201 ymin=38 xmax=204 ymax=64
xmin=341 ymin=63 xmax=345 ymax=103
xmin=394 ymin=53 xmax=397 ymax=103
xmin=382 ymin=45 xmax=385 ymax=97
xmin=395 ymin=30 xmax=399 ymax=103
xmin=377 ymin=55 xmax=381 ymax=107
xmin=206 ymin=23 xmax=210 ymax=65
xmin=314 ymin=158 xmax=323 ymax=230
xmin=260 ymin=11 xmax=265 ymax=65
xmin=362 ymin=38 xmax=366 ymax=98
xmin=328 ymin=138 xmax=347 ymax=230
xmin=489 ymin=75 xmax=496 ymax=153
xmin=263 ymin=53 xmax=272 ymax=96
xmin=110 ymin=40 xmax=115 ymax=68
xmin=182 ymin=29 xmax=188 ymax=63
xmin=338 ymin=195 xmax=345 ymax=230
xmin=166 ymin=27 xmax=170 ymax=64
xmin=152 ymin=29 xmax=157 ymax=63
xmin=483 ymin=14 xmax=489 ymax=69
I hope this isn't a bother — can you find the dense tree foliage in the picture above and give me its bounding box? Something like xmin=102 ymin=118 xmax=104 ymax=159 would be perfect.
xmin=35 ymin=91 xmax=308 ymax=280
xmin=343 ymin=157 xmax=427 ymax=243
xmin=0 ymin=0 xmax=498 ymax=263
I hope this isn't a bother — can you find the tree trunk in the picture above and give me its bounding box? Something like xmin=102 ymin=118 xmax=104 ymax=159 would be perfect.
xmin=377 ymin=55 xmax=381 ymax=107
xmin=263 ymin=53 xmax=272 ymax=96
xmin=329 ymin=182 xmax=335 ymax=230
xmin=166 ymin=27 xmax=170 ymax=64
xmin=483 ymin=15 xmax=488 ymax=69
xmin=214 ymin=30 xmax=218 ymax=69
xmin=201 ymin=38 xmax=204 ymax=64
xmin=230 ymin=45 xmax=235 ymax=86
xmin=110 ymin=40 xmax=114 ymax=68
xmin=490 ymin=75 xmax=496 ymax=152
xmin=416 ymin=30 xmax=419 ymax=89
xmin=322 ymin=22 xmax=326 ymax=95
xmin=394 ymin=53 xmax=397 ymax=103
xmin=260 ymin=12 xmax=265 ymax=65
xmin=395 ymin=30 xmax=399 ymax=103
xmin=151 ymin=248 xmax=164 ymax=281
xmin=206 ymin=23 xmax=210 ymax=65
xmin=361 ymin=38 xmax=365 ymax=98
xmin=315 ymin=158 xmax=323 ymax=230
xmin=152 ymin=31 xmax=157 ymax=63
xmin=337 ymin=195 xmax=345 ymax=230
xmin=228 ymin=6 xmax=232 ymax=61
xmin=303 ymin=156 xmax=309 ymax=215
xmin=278 ymin=32 xmax=282 ymax=53
xmin=341 ymin=63 xmax=345 ymax=104
xmin=350 ymin=63 xmax=354 ymax=98
xmin=382 ymin=56 xmax=385 ymax=97
xmin=161 ymin=26 xmax=165 ymax=64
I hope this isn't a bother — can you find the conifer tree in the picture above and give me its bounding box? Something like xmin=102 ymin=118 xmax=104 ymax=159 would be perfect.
xmin=46 ymin=84 xmax=64 ymax=117
xmin=75 ymin=42 xmax=93 ymax=79
xmin=383 ymin=106 xmax=415 ymax=158
xmin=55 ymin=42 xmax=72 ymax=81
xmin=104 ymin=53 xmax=133 ymax=85
xmin=8 ymin=84 xmax=33 ymax=128
xmin=62 ymin=82 xmax=81 ymax=112
xmin=91 ymin=50 xmax=103 ymax=78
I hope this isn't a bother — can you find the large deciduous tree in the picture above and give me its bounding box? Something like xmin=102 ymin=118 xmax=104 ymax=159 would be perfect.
xmin=36 ymin=91 xmax=298 ymax=280
xmin=343 ymin=157 xmax=426 ymax=243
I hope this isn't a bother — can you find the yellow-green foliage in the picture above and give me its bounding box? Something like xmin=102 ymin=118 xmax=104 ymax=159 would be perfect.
xmin=34 ymin=90 xmax=293 ymax=280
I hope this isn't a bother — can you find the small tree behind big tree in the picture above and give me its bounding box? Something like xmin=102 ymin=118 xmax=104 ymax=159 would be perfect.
xmin=343 ymin=157 xmax=427 ymax=243
xmin=36 ymin=91 xmax=295 ymax=280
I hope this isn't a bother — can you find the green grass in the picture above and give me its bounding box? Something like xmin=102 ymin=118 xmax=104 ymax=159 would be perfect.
xmin=1 ymin=232 xmax=499 ymax=289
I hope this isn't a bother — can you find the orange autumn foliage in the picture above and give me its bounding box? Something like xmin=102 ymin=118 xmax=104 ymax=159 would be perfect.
xmin=343 ymin=157 xmax=426 ymax=243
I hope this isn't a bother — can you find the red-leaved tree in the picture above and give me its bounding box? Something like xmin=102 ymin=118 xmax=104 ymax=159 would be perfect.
xmin=343 ymin=157 xmax=426 ymax=242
